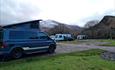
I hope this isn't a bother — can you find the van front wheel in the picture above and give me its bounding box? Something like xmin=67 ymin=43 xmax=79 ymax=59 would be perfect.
xmin=11 ymin=48 xmax=23 ymax=59
xmin=48 ymin=45 xmax=56 ymax=54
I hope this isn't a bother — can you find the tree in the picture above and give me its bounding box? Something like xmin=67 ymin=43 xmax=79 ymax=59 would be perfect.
xmin=84 ymin=20 xmax=99 ymax=28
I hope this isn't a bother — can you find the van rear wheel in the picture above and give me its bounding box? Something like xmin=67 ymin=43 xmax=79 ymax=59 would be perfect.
xmin=11 ymin=48 xmax=23 ymax=59
xmin=48 ymin=45 xmax=56 ymax=54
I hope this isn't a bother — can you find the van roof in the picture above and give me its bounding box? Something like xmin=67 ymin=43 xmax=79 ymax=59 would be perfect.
xmin=3 ymin=20 xmax=42 ymax=28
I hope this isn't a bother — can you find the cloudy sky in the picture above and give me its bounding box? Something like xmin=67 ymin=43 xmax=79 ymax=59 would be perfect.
xmin=0 ymin=0 xmax=115 ymax=26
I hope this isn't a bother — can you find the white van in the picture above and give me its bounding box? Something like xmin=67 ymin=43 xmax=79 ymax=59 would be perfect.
xmin=54 ymin=34 xmax=73 ymax=41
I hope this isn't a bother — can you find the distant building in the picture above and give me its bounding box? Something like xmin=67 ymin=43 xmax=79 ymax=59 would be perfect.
xmin=3 ymin=20 xmax=42 ymax=30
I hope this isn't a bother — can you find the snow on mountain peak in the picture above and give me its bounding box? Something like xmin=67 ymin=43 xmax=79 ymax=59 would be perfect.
xmin=40 ymin=20 xmax=58 ymax=28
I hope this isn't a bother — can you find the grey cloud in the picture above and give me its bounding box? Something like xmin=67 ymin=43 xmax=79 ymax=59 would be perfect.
xmin=0 ymin=0 xmax=40 ymax=25
xmin=81 ymin=10 xmax=115 ymax=23
xmin=74 ymin=9 xmax=115 ymax=27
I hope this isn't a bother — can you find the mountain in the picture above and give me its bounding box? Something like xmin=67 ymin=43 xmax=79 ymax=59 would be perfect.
xmin=65 ymin=25 xmax=82 ymax=31
xmin=84 ymin=20 xmax=99 ymax=28
xmin=40 ymin=20 xmax=82 ymax=36
xmin=93 ymin=16 xmax=115 ymax=28
xmin=40 ymin=20 xmax=58 ymax=28
xmin=82 ymin=15 xmax=115 ymax=39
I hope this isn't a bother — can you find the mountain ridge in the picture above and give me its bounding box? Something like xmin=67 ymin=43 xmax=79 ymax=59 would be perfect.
xmin=40 ymin=20 xmax=82 ymax=36
xmin=82 ymin=15 xmax=115 ymax=39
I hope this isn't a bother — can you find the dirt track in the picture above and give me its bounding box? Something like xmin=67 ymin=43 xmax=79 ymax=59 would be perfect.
xmin=55 ymin=43 xmax=115 ymax=54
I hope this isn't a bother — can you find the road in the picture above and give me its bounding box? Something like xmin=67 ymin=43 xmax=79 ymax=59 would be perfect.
xmin=55 ymin=43 xmax=115 ymax=54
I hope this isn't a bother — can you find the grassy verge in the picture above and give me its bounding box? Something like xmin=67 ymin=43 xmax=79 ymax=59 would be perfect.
xmin=0 ymin=49 xmax=115 ymax=70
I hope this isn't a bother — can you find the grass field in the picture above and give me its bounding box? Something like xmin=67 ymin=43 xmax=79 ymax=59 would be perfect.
xmin=0 ymin=49 xmax=115 ymax=70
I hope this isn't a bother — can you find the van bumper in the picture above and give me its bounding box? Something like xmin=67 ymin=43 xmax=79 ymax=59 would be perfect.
xmin=0 ymin=51 xmax=9 ymax=56
xmin=0 ymin=52 xmax=2 ymax=55
xmin=0 ymin=51 xmax=10 ymax=60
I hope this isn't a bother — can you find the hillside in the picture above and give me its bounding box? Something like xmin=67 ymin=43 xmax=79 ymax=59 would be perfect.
xmin=93 ymin=16 xmax=115 ymax=28
xmin=84 ymin=20 xmax=99 ymax=28
xmin=40 ymin=20 xmax=82 ymax=36
xmin=82 ymin=15 xmax=115 ymax=39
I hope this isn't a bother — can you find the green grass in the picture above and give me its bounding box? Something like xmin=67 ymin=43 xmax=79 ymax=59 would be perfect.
xmin=0 ymin=49 xmax=115 ymax=70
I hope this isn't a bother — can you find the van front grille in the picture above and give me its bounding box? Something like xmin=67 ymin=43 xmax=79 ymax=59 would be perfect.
xmin=0 ymin=42 xmax=2 ymax=48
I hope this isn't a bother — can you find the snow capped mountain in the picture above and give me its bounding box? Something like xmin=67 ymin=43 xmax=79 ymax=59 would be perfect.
xmin=40 ymin=20 xmax=58 ymax=28
xmin=40 ymin=20 xmax=82 ymax=36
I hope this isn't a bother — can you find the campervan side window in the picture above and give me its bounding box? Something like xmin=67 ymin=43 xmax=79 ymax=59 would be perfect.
xmin=59 ymin=35 xmax=62 ymax=38
xmin=9 ymin=31 xmax=37 ymax=39
xmin=38 ymin=32 xmax=49 ymax=40
xmin=30 ymin=23 xmax=39 ymax=29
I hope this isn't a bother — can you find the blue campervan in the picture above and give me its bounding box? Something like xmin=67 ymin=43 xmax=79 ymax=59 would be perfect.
xmin=0 ymin=20 xmax=56 ymax=59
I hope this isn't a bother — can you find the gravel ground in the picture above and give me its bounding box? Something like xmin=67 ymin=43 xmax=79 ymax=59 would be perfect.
xmin=55 ymin=43 xmax=115 ymax=54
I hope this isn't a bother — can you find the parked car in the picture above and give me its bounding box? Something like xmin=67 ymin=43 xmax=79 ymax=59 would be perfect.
xmin=0 ymin=29 xmax=56 ymax=59
xmin=54 ymin=34 xmax=74 ymax=41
